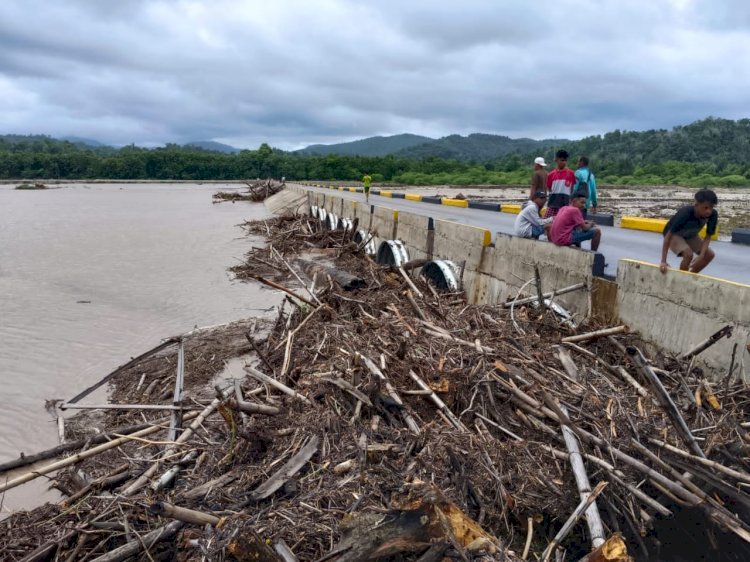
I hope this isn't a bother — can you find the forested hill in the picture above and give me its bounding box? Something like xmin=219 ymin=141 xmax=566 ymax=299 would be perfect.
xmin=397 ymin=133 xmax=563 ymax=161
xmin=294 ymin=118 xmax=750 ymax=165
xmin=296 ymin=133 xmax=433 ymax=156
xmin=1 ymin=118 xmax=749 ymax=187
xmin=559 ymin=117 xmax=750 ymax=166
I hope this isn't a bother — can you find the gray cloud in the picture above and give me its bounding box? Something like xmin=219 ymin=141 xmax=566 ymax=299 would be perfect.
xmin=0 ymin=0 xmax=748 ymax=150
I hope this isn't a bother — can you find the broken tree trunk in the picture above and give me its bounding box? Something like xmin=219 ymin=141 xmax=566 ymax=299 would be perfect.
xmin=561 ymin=325 xmax=629 ymax=344
xmin=576 ymin=533 xmax=632 ymax=562
xmin=626 ymin=346 xmax=706 ymax=458
xmin=679 ymin=324 xmax=733 ymax=360
xmin=243 ymin=435 xmax=319 ymax=503
xmin=0 ymin=412 xmax=196 ymax=493
xmin=324 ymin=489 xmax=501 ymax=562
xmin=149 ymin=501 xmax=222 ymax=526
xmin=297 ymin=259 xmax=366 ymax=290
xmin=89 ymin=521 xmax=183 ymax=562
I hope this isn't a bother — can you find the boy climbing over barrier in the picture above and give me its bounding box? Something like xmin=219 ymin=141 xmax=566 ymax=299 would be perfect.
xmin=363 ymin=174 xmax=372 ymax=204
xmin=660 ymin=189 xmax=718 ymax=274
xmin=549 ymin=193 xmax=601 ymax=251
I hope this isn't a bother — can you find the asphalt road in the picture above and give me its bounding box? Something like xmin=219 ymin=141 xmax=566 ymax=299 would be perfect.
xmin=299 ymin=185 xmax=750 ymax=285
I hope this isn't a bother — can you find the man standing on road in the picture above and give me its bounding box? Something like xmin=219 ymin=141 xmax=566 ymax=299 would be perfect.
xmin=546 ymin=150 xmax=576 ymax=218
xmin=575 ymin=156 xmax=598 ymax=219
xmin=363 ymin=174 xmax=372 ymax=204
xmin=660 ymin=189 xmax=718 ymax=274
xmin=530 ymin=157 xmax=548 ymax=200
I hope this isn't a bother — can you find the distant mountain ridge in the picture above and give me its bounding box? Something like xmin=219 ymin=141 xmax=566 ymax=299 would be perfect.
xmin=297 ymin=132 xmax=567 ymax=161
xmin=396 ymin=133 xmax=566 ymax=161
xmin=296 ymin=133 xmax=433 ymax=156
xmin=185 ymin=140 xmax=240 ymax=154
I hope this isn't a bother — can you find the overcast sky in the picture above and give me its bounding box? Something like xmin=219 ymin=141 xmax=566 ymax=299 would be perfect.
xmin=1 ymin=0 xmax=748 ymax=150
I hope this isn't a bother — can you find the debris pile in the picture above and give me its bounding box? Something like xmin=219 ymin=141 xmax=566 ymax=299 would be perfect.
xmin=2 ymin=212 xmax=749 ymax=562
xmin=214 ymin=179 xmax=286 ymax=203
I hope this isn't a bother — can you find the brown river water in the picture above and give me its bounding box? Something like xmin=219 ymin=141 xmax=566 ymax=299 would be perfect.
xmin=0 ymin=182 xmax=274 ymax=513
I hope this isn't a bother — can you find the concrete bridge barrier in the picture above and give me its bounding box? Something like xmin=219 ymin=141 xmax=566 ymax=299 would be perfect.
xmin=617 ymin=260 xmax=749 ymax=379
xmin=274 ymin=185 xmax=749 ymax=379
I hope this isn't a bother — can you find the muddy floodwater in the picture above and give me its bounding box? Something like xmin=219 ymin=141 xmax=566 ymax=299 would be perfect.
xmin=0 ymin=182 xmax=274 ymax=512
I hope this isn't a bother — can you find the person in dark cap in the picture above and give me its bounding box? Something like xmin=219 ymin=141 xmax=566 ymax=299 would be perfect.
xmin=515 ymin=191 xmax=553 ymax=239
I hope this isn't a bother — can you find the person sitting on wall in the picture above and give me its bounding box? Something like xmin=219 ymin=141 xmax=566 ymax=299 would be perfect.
xmin=549 ymin=192 xmax=601 ymax=251
xmin=515 ymin=191 xmax=553 ymax=239
xmin=660 ymin=189 xmax=718 ymax=274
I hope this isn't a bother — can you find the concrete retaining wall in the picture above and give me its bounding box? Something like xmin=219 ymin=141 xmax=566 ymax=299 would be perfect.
xmin=397 ymin=210 xmax=433 ymax=260
xmin=478 ymin=234 xmax=595 ymax=314
xmin=285 ymin=186 xmax=748 ymax=379
xmin=617 ymin=260 xmax=749 ymax=378
xmin=369 ymin=206 xmax=399 ymax=247
xmin=432 ymin=220 xmax=492 ymax=303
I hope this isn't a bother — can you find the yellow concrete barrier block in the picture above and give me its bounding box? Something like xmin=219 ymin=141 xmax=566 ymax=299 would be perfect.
xmin=348 ymin=187 xmax=357 ymax=192
xmin=441 ymin=198 xmax=469 ymax=208
xmin=620 ymin=216 xmax=666 ymax=233
xmin=621 ymin=216 xmax=718 ymax=240
xmin=380 ymin=190 xmax=393 ymax=197
xmin=501 ymin=204 xmax=522 ymax=214
xmin=481 ymin=229 xmax=491 ymax=246
xmin=404 ymin=193 xmax=422 ymax=201
xmin=338 ymin=186 xmax=345 ymax=191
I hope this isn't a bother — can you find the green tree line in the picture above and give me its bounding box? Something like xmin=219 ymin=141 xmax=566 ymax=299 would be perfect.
xmin=2 ymin=117 xmax=750 ymax=187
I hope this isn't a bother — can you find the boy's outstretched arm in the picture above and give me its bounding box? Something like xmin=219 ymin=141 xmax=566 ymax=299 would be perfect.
xmin=660 ymin=232 xmax=672 ymax=274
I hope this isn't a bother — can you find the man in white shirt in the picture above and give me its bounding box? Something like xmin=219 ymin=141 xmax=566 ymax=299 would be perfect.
xmin=514 ymin=191 xmax=553 ymax=239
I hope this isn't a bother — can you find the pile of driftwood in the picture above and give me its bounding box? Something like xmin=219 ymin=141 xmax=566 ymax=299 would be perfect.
xmin=2 ymin=213 xmax=749 ymax=562
xmin=214 ymin=179 xmax=286 ymax=203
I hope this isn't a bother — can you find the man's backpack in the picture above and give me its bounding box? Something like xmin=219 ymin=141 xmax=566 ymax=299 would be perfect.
xmin=574 ymin=170 xmax=591 ymax=199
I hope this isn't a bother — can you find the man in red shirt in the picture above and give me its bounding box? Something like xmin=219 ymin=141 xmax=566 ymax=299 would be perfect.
xmin=545 ymin=149 xmax=576 ymax=218
xmin=549 ymin=193 xmax=601 ymax=251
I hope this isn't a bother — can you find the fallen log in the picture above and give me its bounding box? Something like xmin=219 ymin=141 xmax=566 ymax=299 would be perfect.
xmin=120 ymin=399 xmax=219 ymax=496
xmin=89 ymin=520 xmax=183 ymax=562
xmin=0 ymin=420 xmax=157 ymax=474
xmin=149 ymin=501 xmax=223 ymax=526
xmin=243 ymin=434 xmax=320 ymax=503
xmin=323 ymin=489 xmax=500 ymax=562
xmin=250 ymin=274 xmax=319 ymax=308
xmin=561 ymin=325 xmax=629 ymax=344
xmin=297 ymin=259 xmax=366 ymax=291
xmin=245 ymin=364 xmax=312 ymax=405
xmin=358 ymin=353 xmax=420 ymax=435
xmin=409 ymin=370 xmax=467 ymax=432
xmin=0 ymin=412 xmax=198 ymax=493
xmin=227 ymin=397 xmax=282 ymax=416
xmin=626 ymin=346 xmax=706 ymax=458
xmin=542 ymin=481 xmax=609 ymax=561
xmin=66 ymin=337 xmax=179 ymax=404
xmin=502 ymin=282 xmax=586 ymax=307
xmin=680 ymin=324 xmax=733 ymax=360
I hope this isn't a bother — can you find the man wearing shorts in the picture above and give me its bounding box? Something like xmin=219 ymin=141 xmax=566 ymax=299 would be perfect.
xmin=549 ymin=193 xmax=601 ymax=251
xmin=660 ymin=189 xmax=718 ymax=274
xmin=362 ymin=174 xmax=372 ymax=203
